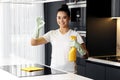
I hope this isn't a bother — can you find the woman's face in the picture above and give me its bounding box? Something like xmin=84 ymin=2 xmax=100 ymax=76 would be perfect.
xmin=57 ymin=11 xmax=70 ymax=28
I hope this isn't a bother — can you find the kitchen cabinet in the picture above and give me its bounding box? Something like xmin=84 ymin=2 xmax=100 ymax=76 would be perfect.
xmin=77 ymin=65 xmax=86 ymax=76
xmin=111 ymin=0 xmax=120 ymax=17
xmin=86 ymin=0 xmax=116 ymax=57
xmin=77 ymin=57 xmax=120 ymax=80
xmin=76 ymin=57 xmax=86 ymax=76
xmin=77 ymin=57 xmax=106 ymax=80
xmin=86 ymin=61 xmax=106 ymax=80
xmin=87 ymin=0 xmax=111 ymax=17
xmin=106 ymin=66 xmax=120 ymax=80
xmin=77 ymin=58 xmax=106 ymax=80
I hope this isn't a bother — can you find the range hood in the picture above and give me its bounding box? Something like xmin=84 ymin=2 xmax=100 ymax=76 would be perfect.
xmin=0 ymin=0 xmax=63 ymax=4
xmin=66 ymin=1 xmax=86 ymax=8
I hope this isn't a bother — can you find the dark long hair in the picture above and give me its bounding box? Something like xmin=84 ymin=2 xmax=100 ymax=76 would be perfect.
xmin=57 ymin=4 xmax=70 ymax=17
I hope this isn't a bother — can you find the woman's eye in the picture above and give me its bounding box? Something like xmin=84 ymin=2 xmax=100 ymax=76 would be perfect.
xmin=57 ymin=16 xmax=68 ymax=20
xmin=63 ymin=16 xmax=67 ymax=19
xmin=57 ymin=16 xmax=61 ymax=19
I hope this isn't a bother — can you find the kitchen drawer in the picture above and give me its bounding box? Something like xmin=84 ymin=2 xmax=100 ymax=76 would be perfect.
xmin=76 ymin=57 xmax=86 ymax=66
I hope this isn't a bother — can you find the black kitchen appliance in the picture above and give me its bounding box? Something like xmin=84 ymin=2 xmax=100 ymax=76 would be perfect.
xmin=67 ymin=0 xmax=86 ymax=31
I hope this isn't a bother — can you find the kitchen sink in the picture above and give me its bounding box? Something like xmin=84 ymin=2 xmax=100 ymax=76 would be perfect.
xmin=0 ymin=64 xmax=67 ymax=77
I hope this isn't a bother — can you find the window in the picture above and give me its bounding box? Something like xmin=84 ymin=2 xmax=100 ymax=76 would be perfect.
xmin=0 ymin=3 xmax=45 ymax=64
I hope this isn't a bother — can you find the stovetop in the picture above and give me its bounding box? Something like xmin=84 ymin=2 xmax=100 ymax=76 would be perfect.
xmin=93 ymin=55 xmax=120 ymax=62
xmin=0 ymin=64 xmax=67 ymax=77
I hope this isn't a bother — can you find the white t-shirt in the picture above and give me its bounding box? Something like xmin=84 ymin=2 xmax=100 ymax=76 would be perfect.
xmin=43 ymin=29 xmax=84 ymax=72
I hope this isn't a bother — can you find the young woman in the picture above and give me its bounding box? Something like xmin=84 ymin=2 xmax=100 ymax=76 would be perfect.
xmin=31 ymin=4 xmax=89 ymax=73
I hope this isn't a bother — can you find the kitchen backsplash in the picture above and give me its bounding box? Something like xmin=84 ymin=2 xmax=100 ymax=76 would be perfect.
xmin=86 ymin=18 xmax=116 ymax=56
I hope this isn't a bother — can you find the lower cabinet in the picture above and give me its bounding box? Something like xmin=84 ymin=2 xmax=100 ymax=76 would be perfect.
xmin=86 ymin=61 xmax=106 ymax=80
xmin=77 ymin=58 xmax=120 ymax=80
xmin=76 ymin=57 xmax=86 ymax=76
xmin=106 ymin=66 xmax=120 ymax=80
xmin=77 ymin=65 xmax=86 ymax=76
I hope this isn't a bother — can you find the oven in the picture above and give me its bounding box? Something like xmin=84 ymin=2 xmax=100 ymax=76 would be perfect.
xmin=67 ymin=0 xmax=86 ymax=31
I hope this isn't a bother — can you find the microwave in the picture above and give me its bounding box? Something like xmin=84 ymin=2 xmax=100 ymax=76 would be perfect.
xmin=67 ymin=1 xmax=86 ymax=31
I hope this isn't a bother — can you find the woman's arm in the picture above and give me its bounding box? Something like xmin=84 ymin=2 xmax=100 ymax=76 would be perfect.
xmin=81 ymin=43 xmax=89 ymax=59
xmin=31 ymin=37 xmax=48 ymax=46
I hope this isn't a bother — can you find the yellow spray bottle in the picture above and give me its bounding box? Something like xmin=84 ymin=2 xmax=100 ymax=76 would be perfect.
xmin=68 ymin=36 xmax=77 ymax=62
